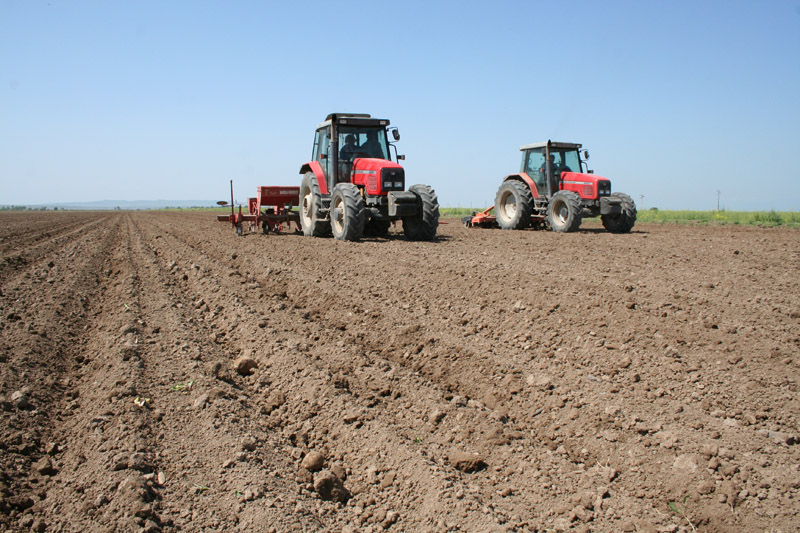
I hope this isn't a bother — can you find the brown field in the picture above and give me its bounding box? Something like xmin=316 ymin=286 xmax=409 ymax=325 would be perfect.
xmin=1 ymin=210 xmax=798 ymax=532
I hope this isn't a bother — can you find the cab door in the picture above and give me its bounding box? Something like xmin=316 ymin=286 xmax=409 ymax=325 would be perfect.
xmin=523 ymin=149 xmax=548 ymax=192
xmin=312 ymin=127 xmax=333 ymax=186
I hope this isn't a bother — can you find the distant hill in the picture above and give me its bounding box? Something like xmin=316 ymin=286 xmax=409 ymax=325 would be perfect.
xmin=3 ymin=200 xmax=218 ymax=210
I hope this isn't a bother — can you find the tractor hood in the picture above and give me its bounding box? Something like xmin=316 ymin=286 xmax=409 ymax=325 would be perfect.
xmin=561 ymin=171 xmax=608 ymax=184
xmin=352 ymin=158 xmax=405 ymax=196
xmin=353 ymin=157 xmax=402 ymax=173
xmin=560 ymin=171 xmax=612 ymax=199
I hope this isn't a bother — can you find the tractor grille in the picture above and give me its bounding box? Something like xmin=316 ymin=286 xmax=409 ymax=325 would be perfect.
xmin=381 ymin=167 xmax=405 ymax=191
xmin=597 ymin=180 xmax=611 ymax=197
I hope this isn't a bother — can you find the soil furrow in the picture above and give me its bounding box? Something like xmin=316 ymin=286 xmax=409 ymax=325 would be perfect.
xmin=0 ymin=213 xmax=121 ymax=532
xmin=124 ymin=212 xmax=331 ymax=531
xmin=131 ymin=214 xmax=710 ymax=529
xmin=131 ymin=213 xmax=516 ymax=530
xmin=0 ymin=213 xmax=112 ymax=287
xmin=2 ymin=211 xmax=798 ymax=532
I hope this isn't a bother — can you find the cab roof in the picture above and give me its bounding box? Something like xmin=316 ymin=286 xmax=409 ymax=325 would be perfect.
xmin=316 ymin=113 xmax=391 ymax=130
xmin=520 ymin=141 xmax=582 ymax=151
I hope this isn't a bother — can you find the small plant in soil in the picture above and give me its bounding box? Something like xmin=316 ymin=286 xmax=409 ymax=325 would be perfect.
xmin=171 ymin=379 xmax=194 ymax=392
xmin=668 ymin=494 xmax=697 ymax=532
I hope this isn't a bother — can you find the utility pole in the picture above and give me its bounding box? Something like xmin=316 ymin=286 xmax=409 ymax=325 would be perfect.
xmin=717 ymin=190 xmax=721 ymax=211
xmin=639 ymin=194 xmax=645 ymax=211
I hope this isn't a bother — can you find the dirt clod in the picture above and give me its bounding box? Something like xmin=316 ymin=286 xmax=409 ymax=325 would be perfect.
xmin=300 ymin=450 xmax=325 ymax=472
xmin=11 ymin=390 xmax=32 ymax=410
xmin=33 ymin=457 xmax=57 ymax=476
xmin=448 ymin=450 xmax=487 ymax=473
xmin=313 ymin=470 xmax=350 ymax=503
xmin=234 ymin=357 xmax=258 ymax=376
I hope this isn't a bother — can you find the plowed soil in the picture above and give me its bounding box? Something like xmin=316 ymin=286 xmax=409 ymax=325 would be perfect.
xmin=1 ymin=210 xmax=798 ymax=532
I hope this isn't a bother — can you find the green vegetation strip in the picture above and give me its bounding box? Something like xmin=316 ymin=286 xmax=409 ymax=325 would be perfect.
xmin=439 ymin=207 xmax=799 ymax=228
xmin=635 ymin=209 xmax=800 ymax=227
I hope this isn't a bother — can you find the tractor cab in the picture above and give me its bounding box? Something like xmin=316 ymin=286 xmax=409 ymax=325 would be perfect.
xmin=311 ymin=113 xmax=402 ymax=189
xmin=520 ymin=141 xmax=587 ymax=197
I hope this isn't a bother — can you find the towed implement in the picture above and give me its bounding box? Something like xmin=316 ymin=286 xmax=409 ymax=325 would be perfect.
xmin=217 ymin=180 xmax=301 ymax=236
xmin=463 ymin=141 xmax=636 ymax=233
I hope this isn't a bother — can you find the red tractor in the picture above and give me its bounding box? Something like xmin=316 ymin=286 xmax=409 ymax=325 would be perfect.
xmin=298 ymin=113 xmax=439 ymax=241
xmin=464 ymin=141 xmax=636 ymax=233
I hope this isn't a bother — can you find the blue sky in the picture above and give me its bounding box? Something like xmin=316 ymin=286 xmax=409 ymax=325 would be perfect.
xmin=1 ymin=0 xmax=799 ymax=210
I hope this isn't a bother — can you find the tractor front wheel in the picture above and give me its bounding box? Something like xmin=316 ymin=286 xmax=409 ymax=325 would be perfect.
xmin=299 ymin=172 xmax=331 ymax=237
xmin=495 ymin=180 xmax=532 ymax=230
xmin=601 ymin=192 xmax=637 ymax=233
xmin=402 ymin=185 xmax=439 ymax=241
xmin=547 ymin=191 xmax=582 ymax=232
xmin=330 ymin=183 xmax=366 ymax=241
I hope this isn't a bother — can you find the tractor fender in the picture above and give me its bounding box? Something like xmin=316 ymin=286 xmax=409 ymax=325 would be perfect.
xmin=502 ymin=173 xmax=540 ymax=198
xmin=299 ymin=161 xmax=329 ymax=195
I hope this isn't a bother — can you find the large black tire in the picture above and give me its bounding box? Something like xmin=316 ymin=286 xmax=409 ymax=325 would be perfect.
xmin=547 ymin=190 xmax=582 ymax=232
xmin=601 ymin=192 xmax=637 ymax=233
xmin=363 ymin=218 xmax=391 ymax=238
xmin=402 ymin=184 xmax=439 ymax=241
xmin=330 ymin=183 xmax=366 ymax=241
xmin=494 ymin=180 xmax=533 ymax=230
xmin=299 ymin=172 xmax=331 ymax=237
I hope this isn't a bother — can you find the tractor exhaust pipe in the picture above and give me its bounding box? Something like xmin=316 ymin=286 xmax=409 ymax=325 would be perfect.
xmin=330 ymin=129 xmax=338 ymax=191
xmin=545 ymin=140 xmax=553 ymax=197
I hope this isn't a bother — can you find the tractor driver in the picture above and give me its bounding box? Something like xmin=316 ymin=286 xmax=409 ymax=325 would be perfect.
xmin=361 ymin=131 xmax=383 ymax=159
xmin=556 ymin=156 xmax=572 ymax=175
xmin=339 ymin=134 xmax=359 ymax=161
xmin=542 ymin=153 xmax=572 ymax=178
xmin=540 ymin=153 xmax=556 ymax=176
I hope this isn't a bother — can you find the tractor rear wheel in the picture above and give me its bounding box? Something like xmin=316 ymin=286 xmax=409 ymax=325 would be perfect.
xmin=300 ymin=172 xmax=331 ymax=237
xmin=402 ymin=184 xmax=439 ymax=241
xmin=330 ymin=183 xmax=366 ymax=241
xmin=547 ymin=191 xmax=582 ymax=232
xmin=364 ymin=218 xmax=391 ymax=238
xmin=494 ymin=180 xmax=532 ymax=230
xmin=601 ymin=192 xmax=637 ymax=233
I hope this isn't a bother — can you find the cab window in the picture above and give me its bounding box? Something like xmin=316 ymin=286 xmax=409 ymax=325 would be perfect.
xmin=338 ymin=127 xmax=389 ymax=160
xmin=524 ymin=149 xmax=547 ymax=189
xmin=313 ymin=128 xmax=330 ymax=162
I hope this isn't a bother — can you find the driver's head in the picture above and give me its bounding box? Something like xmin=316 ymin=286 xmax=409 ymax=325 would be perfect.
xmin=345 ymin=134 xmax=356 ymax=145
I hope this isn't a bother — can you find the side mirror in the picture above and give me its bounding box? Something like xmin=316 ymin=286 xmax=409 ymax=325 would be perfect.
xmin=391 ymin=128 xmax=400 ymax=141
xmin=397 ymin=154 xmax=405 ymax=160
xmin=583 ymin=150 xmax=590 ymax=160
